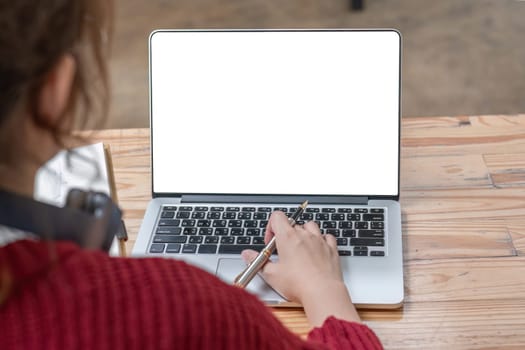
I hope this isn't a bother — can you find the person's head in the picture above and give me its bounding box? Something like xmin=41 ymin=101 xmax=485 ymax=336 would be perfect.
xmin=0 ymin=0 xmax=114 ymax=304
xmin=0 ymin=0 xmax=113 ymax=193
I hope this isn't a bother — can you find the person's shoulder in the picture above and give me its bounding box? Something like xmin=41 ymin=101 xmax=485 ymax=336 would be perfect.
xmin=3 ymin=239 xmax=264 ymax=317
xmin=2 ymin=239 xmax=224 ymax=293
xmin=59 ymin=242 xmax=267 ymax=322
xmin=56 ymin=241 xmax=223 ymax=288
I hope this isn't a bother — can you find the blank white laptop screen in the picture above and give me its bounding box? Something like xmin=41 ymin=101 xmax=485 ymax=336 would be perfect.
xmin=150 ymin=30 xmax=400 ymax=196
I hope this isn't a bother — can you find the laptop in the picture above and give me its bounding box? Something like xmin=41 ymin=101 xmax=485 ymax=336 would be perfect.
xmin=133 ymin=29 xmax=404 ymax=308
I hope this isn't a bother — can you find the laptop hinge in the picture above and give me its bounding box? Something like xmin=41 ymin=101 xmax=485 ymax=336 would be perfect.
xmin=181 ymin=195 xmax=369 ymax=205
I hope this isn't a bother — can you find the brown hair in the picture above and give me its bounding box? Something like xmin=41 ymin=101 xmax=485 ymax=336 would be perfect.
xmin=0 ymin=0 xmax=113 ymax=305
xmin=0 ymin=0 xmax=113 ymax=142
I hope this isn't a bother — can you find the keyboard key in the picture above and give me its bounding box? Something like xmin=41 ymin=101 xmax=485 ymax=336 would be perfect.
xmin=370 ymin=208 xmax=384 ymax=213
xmin=228 ymin=220 xmax=242 ymax=228
xmin=191 ymin=212 xmax=206 ymax=219
xmin=205 ymin=236 xmax=219 ymax=244
xmin=158 ymin=219 xmax=181 ymax=226
xmin=149 ymin=243 xmax=165 ymax=253
xmin=326 ymin=229 xmax=340 ymax=237
xmin=198 ymin=244 xmax=218 ymax=254
xmin=161 ymin=211 xmax=175 ymax=218
xmin=244 ymin=220 xmax=258 ymax=228
xmin=353 ymin=246 xmax=368 ymax=256
xmin=156 ymin=227 xmax=182 ymax=235
xmin=218 ymin=245 xmax=266 ymax=254
xmin=339 ymin=221 xmax=352 ymax=229
xmin=253 ymin=237 xmax=265 ymax=244
xmin=306 ymin=208 xmax=320 ymax=213
xmin=242 ymin=207 xmax=256 ymax=212
xmin=176 ymin=211 xmax=190 ymax=219
xmin=236 ymin=237 xmax=251 ymax=244
xmin=371 ymin=222 xmax=385 ymax=229
xmin=181 ymin=219 xmax=196 ymax=227
xmin=211 ymin=207 xmax=224 ymax=212
xmin=274 ymin=207 xmax=288 ymax=212
xmin=257 ymin=207 xmax=272 ymax=212
xmin=355 ymin=222 xmax=369 ymax=229
xmin=338 ymin=208 xmax=352 ymax=213
xmin=354 ymin=208 xmax=368 ymax=213
xmin=153 ymin=235 xmax=187 ymax=243
xmin=181 ymin=244 xmax=197 ymax=253
xmin=354 ymin=249 xmax=368 ymax=256
xmin=238 ymin=212 xmax=252 ymax=220
xmin=246 ymin=228 xmax=261 ymax=236
xmin=254 ymin=213 xmax=268 ymax=220
xmin=198 ymin=228 xmax=213 ymax=235
xmin=182 ymin=228 xmax=197 ymax=235
xmin=163 ymin=206 xmax=177 ymax=210
xmin=189 ymin=236 xmax=203 ymax=244
xmin=322 ymin=208 xmax=336 ymax=213
xmin=179 ymin=206 xmax=193 ymax=211
xmin=331 ymin=213 xmax=345 ymax=220
xmin=223 ymin=212 xmax=237 ymax=219
xmin=350 ymin=238 xmax=385 ymax=247
xmin=342 ymin=229 xmax=357 ymax=237
xmin=226 ymin=207 xmax=240 ymax=212
xmin=214 ymin=228 xmax=228 ymax=235
xmin=359 ymin=230 xmax=385 ymax=238
xmin=213 ymin=220 xmax=227 ymax=228
xmin=220 ymin=236 xmax=235 ymax=244
xmin=166 ymin=243 xmax=181 ymax=253
xmin=195 ymin=206 xmax=209 ymax=211
xmin=301 ymin=213 xmax=313 ymax=220
xmin=371 ymin=251 xmax=385 ymax=256
xmin=231 ymin=228 xmax=244 ymax=236
xmin=348 ymin=214 xmax=361 ymax=221
xmin=338 ymin=250 xmax=352 ymax=256
xmin=336 ymin=238 xmax=348 ymax=246
xmin=197 ymin=220 xmax=211 ymax=227
xmin=363 ymin=214 xmax=384 ymax=221
xmin=208 ymin=212 xmax=221 ymax=219
xmin=322 ymin=221 xmax=337 ymax=229
xmin=316 ymin=213 xmax=329 ymax=221
xmin=259 ymin=221 xmax=268 ymax=228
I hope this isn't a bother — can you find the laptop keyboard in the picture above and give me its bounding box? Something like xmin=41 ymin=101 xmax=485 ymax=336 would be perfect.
xmin=148 ymin=205 xmax=387 ymax=257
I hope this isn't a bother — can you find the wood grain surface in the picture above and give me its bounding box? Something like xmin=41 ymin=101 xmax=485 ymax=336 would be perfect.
xmin=85 ymin=114 xmax=525 ymax=349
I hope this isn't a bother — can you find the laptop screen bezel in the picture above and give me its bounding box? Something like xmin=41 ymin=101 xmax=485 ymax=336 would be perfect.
xmin=149 ymin=29 xmax=402 ymax=201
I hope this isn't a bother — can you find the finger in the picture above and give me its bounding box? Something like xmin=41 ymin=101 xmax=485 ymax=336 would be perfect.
xmin=240 ymin=249 xmax=259 ymax=265
xmin=265 ymin=211 xmax=292 ymax=243
xmin=324 ymin=233 xmax=338 ymax=250
xmin=240 ymin=249 xmax=277 ymax=282
xmin=293 ymin=223 xmax=305 ymax=232
xmin=241 ymin=248 xmax=289 ymax=300
xmin=303 ymin=220 xmax=322 ymax=234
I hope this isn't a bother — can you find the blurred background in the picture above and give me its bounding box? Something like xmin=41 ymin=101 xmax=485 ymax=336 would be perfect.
xmin=108 ymin=0 xmax=525 ymax=128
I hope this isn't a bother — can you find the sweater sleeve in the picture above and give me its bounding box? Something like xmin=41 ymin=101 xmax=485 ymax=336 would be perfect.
xmin=1 ymin=240 xmax=384 ymax=350
xmin=307 ymin=316 xmax=384 ymax=350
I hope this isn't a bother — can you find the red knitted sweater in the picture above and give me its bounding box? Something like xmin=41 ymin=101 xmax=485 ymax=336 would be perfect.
xmin=0 ymin=240 xmax=383 ymax=349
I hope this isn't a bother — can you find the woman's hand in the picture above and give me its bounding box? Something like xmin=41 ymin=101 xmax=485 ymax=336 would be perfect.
xmin=241 ymin=211 xmax=361 ymax=327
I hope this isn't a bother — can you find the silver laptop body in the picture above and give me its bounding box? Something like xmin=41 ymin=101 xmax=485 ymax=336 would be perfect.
xmin=133 ymin=29 xmax=404 ymax=308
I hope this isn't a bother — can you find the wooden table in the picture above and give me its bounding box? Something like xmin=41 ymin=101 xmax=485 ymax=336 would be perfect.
xmin=88 ymin=114 xmax=525 ymax=349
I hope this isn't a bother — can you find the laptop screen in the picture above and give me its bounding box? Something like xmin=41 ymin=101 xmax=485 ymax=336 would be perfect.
xmin=150 ymin=30 xmax=400 ymax=197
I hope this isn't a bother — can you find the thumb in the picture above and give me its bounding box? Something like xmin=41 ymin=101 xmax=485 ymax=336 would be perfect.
xmin=240 ymin=249 xmax=259 ymax=265
xmin=240 ymin=249 xmax=278 ymax=285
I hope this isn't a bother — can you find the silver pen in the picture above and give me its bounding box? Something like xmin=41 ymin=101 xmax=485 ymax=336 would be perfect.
xmin=233 ymin=200 xmax=308 ymax=288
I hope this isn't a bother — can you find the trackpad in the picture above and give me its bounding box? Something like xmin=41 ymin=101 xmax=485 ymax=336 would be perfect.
xmin=216 ymin=258 xmax=285 ymax=304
